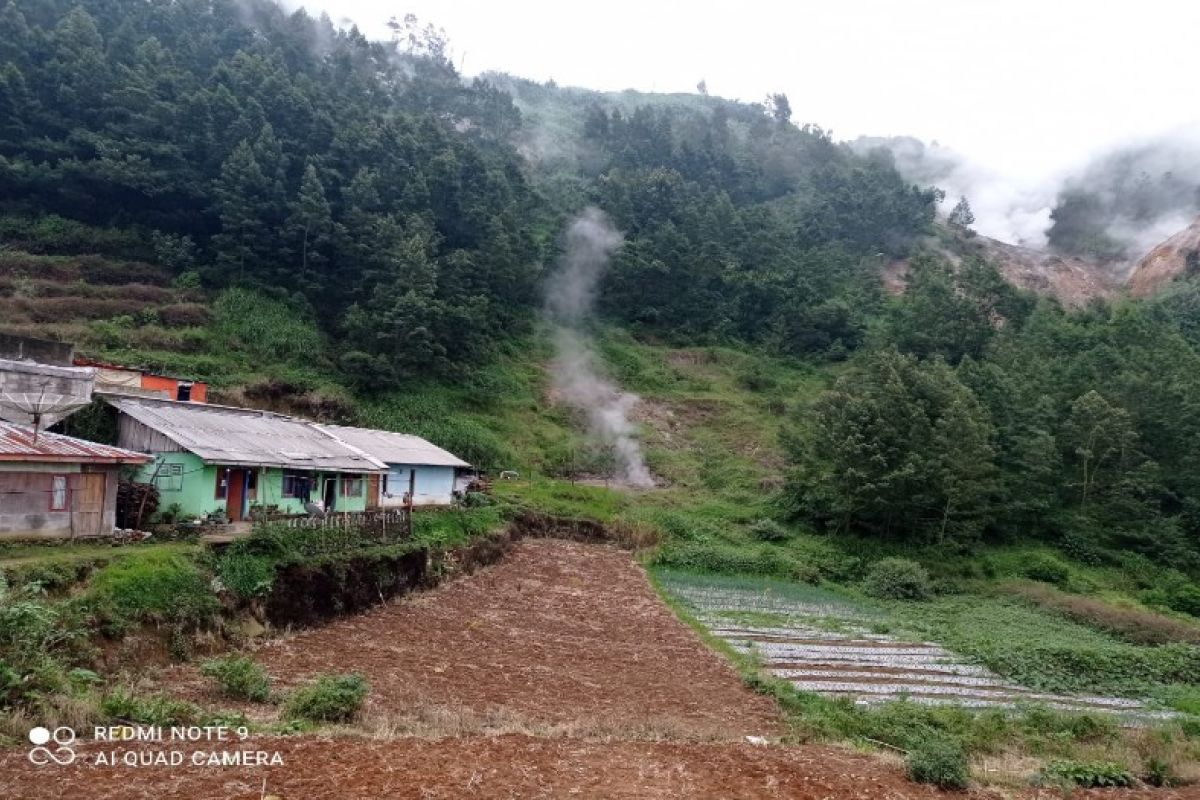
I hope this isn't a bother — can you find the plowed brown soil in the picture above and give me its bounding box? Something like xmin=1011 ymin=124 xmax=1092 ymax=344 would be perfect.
xmin=172 ymin=538 xmax=782 ymax=738
xmin=4 ymin=734 xmax=1197 ymax=799
xmin=1 ymin=539 xmax=1193 ymax=798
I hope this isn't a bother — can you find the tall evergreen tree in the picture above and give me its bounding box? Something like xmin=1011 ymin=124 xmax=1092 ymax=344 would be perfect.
xmin=287 ymin=161 xmax=335 ymax=294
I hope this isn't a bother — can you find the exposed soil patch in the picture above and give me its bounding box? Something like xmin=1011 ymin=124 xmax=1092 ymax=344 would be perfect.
xmin=5 ymin=735 xmax=1194 ymax=799
xmin=0 ymin=735 xmax=987 ymax=799
xmin=170 ymin=538 xmax=780 ymax=739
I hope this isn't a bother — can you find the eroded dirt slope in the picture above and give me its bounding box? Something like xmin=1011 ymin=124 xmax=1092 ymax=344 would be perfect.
xmin=1128 ymin=216 xmax=1200 ymax=297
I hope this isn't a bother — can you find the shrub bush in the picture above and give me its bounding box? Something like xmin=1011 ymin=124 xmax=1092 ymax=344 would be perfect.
xmin=87 ymin=551 xmax=218 ymax=629
xmin=905 ymin=738 xmax=969 ymax=790
xmin=863 ymin=558 xmax=932 ymax=600
xmin=737 ymin=366 xmax=778 ymax=392
xmin=747 ymin=518 xmax=789 ymax=542
xmin=199 ymin=655 xmax=270 ymax=701
xmin=1152 ymin=581 xmax=1200 ymax=618
xmin=216 ymin=552 xmax=277 ymax=600
xmin=0 ymin=595 xmax=89 ymax=704
xmin=0 ymin=215 xmax=146 ymax=257
xmin=1143 ymin=756 xmax=1177 ymax=787
xmin=653 ymin=541 xmax=796 ymax=578
xmin=213 ymin=288 xmax=323 ymax=363
xmin=101 ymin=688 xmax=198 ymax=725
xmin=1022 ymin=552 xmax=1071 ymax=585
xmin=172 ymin=270 xmax=203 ymax=290
xmin=283 ymin=673 xmax=368 ymax=722
xmin=1039 ymin=760 xmax=1135 ymax=788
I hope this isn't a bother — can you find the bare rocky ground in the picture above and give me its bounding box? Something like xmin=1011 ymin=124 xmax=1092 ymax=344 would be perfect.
xmin=0 ymin=540 xmax=1194 ymax=798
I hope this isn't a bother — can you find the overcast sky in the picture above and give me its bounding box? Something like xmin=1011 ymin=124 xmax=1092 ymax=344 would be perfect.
xmin=281 ymin=1 xmax=1200 ymax=244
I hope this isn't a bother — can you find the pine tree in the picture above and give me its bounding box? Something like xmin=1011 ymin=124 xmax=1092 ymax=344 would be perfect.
xmin=48 ymin=7 xmax=110 ymax=126
xmin=288 ymin=161 xmax=335 ymax=294
xmin=948 ymin=195 xmax=976 ymax=233
xmin=788 ymin=349 xmax=997 ymax=541
xmin=211 ymin=140 xmax=271 ymax=283
xmin=0 ymin=63 xmax=31 ymax=150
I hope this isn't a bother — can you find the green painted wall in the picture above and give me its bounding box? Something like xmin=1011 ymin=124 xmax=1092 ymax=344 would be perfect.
xmin=135 ymin=453 xmax=226 ymax=520
xmin=136 ymin=453 xmax=370 ymax=519
xmin=253 ymin=471 xmax=369 ymax=515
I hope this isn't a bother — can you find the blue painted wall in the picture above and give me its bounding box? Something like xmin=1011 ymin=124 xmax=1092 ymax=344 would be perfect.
xmin=382 ymin=464 xmax=457 ymax=506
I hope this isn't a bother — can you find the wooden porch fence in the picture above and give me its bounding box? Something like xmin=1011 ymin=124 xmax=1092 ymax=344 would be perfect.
xmin=264 ymin=508 xmax=412 ymax=539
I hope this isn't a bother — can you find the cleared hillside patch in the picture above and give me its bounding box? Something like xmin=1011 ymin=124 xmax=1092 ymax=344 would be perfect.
xmin=165 ymin=538 xmax=782 ymax=739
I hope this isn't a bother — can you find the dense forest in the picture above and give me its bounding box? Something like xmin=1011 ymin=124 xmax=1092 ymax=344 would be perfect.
xmin=1 ymin=0 xmax=1200 ymax=593
xmin=0 ymin=0 xmax=935 ymax=379
xmin=789 ymin=254 xmax=1200 ymax=611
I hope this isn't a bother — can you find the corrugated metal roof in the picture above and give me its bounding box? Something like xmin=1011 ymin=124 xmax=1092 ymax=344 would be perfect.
xmin=106 ymin=397 xmax=386 ymax=472
xmin=0 ymin=421 xmax=151 ymax=463
xmin=317 ymin=424 xmax=471 ymax=468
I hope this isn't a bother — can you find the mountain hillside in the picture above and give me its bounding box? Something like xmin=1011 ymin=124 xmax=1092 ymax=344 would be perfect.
xmin=1129 ymin=215 xmax=1200 ymax=297
xmin=884 ymin=227 xmax=1119 ymax=306
xmin=1 ymin=2 xmax=1199 ymax=795
xmin=966 ymin=232 xmax=1119 ymax=304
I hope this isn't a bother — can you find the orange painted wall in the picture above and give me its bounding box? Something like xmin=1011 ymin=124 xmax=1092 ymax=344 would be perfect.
xmin=139 ymin=375 xmax=208 ymax=403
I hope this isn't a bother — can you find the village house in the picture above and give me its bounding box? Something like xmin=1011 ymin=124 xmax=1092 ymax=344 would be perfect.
xmin=0 ymin=421 xmax=150 ymax=539
xmin=106 ymin=396 xmax=386 ymax=522
xmin=74 ymin=357 xmax=208 ymax=403
xmin=316 ymin=424 xmax=472 ymax=507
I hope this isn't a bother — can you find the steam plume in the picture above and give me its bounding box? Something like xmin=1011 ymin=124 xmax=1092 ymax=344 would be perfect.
xmin=852 ymin=135 xmax=1057 ymax=248
xmin=545 ymin=208 xmax=653 ymax=488
xmin=853 ymin=128 xmax=1200 ymax=264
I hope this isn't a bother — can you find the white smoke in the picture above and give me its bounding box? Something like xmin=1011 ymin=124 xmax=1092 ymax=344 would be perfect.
xmin=853 ymin=135 xmax=1057 ymax=248
xmin=854 ymin=129 xmax=1200 ymax=258
xmin=545 ymin=208 xmax=653 ymax=488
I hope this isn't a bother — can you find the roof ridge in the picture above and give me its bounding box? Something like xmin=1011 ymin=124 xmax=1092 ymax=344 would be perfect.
xmin=101 ymin=393 xmax=284 ymax=418
xmin=104 ymin=395 xmax=388 ymax=471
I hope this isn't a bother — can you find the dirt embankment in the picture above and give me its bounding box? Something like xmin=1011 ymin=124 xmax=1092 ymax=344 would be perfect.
xmin=246 ymin=510 xmax=609 ymax=629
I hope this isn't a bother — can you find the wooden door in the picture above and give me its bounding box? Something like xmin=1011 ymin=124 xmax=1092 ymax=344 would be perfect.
xmin=226 ymin=469 xmax=245 ymax=521
xmin=71 ymin=473 xmax=106 ymax=538
xmin=367 ymin=474 xmax=381 ymax=509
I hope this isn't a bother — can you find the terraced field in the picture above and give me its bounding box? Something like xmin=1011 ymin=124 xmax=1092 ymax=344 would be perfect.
xmin=659 ymin=572 xmax=1173 ymax=721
